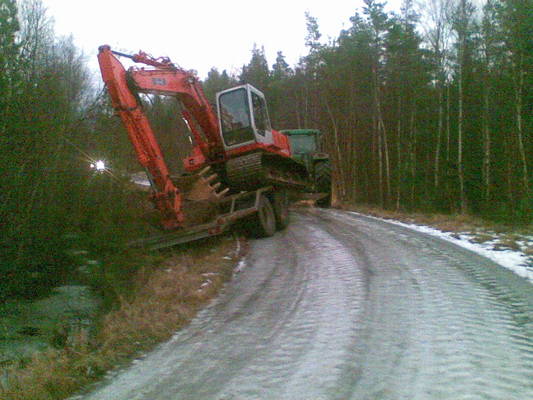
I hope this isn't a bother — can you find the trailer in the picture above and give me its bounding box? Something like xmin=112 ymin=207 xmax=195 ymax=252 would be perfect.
xmin=129 ymin=186 xmax=288 ymax=250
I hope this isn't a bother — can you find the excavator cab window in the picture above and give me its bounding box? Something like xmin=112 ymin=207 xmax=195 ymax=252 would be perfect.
xmin=217 ymin=84 xmax=273 ymax=150
xmin=251 ymin=92 xmax=270 ymax=136
xmin=218 ymin=88 xmax=255 ymax=147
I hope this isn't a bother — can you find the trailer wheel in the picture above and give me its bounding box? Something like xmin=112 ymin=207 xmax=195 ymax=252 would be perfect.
xmin=273 ymin=190 xmax=289 ymax=230
xmin=250 ymin=195 xmax=277 ymax=238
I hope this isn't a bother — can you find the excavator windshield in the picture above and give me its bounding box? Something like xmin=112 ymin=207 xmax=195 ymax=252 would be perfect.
xmin=218 ymin=87 xmax=255 ymax=147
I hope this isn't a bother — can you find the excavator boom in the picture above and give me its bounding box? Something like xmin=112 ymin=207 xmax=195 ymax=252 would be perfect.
xmin=98 ymin=45 xmax=186 ymax=229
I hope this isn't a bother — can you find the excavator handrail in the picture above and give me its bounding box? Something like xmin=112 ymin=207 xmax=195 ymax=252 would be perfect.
xmin=110 ymin=49 xmax=177 ymax=70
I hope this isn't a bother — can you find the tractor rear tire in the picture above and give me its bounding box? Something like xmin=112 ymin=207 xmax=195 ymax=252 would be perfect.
xmin=249 ymin=195 xmax=276 ymax=238
xmin=314 ymin=161 xmax=332 ymax=193
xmin=314 ymin=161 xmax=332 ymax=207
xmin=273 ymin=190 xmax=290 ymax=230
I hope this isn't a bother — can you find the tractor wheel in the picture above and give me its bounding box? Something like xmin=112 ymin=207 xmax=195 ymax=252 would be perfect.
xmin=314 ymin=161 xmax=332 ymax=207
xmin=273 ymin=190 xmax=290 ymax=230
xmin=314 ymin=161 xmax=332 ymax=193
xmin=249 ymin=195 xmax=276 ymax=238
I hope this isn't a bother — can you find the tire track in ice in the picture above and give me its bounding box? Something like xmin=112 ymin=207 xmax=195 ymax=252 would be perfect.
xmin=317 ymin=209 xmax=533 ymax=399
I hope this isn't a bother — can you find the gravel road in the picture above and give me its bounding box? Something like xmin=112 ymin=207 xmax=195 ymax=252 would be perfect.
xmin=79 ymin=209 xmax=533 ymax=400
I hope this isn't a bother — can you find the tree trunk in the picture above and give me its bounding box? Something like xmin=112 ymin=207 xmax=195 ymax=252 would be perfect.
xmin=506 ymin=138 xmax=513 ymax=205
xmin=482 ymin=65 xmax=491 ymax=203
xmin=457 ymin=43 xmax=467 ymax=214
xmin=514 ymin=57 xmax=529 ymax=196
xmin=349 ymin=82 xmax=358 ymax=202
xmin=396 ymin=97 xmax=402 ymax=210
xmin=409 ymin=107 xmax=416 ymax=208
xmin=377 ymin=116 xmax=383 ymax=207
xmin=434 ymin=84 xmax=444 ymax=188
xmin=325 ymin=98 xmax=345 ymax=203
xmin=446 ymin=83 xmax=451 ymax=164
xmin=372 ymin=65 xmax=390 ymax=205
xmin=380 ymin=119 xmax=391 ymax=205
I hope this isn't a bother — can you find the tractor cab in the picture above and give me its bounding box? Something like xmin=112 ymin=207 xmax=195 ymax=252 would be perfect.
xmin=281 ymin=129 xmax=322 ymax=163
xmin=282 ymin=129 xmax=331 ymax=198
xmin=216 ymin=84 xmax=273 ymax=150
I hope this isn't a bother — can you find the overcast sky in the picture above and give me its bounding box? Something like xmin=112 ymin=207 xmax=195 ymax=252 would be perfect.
xmin=40 ymin=0 xmax=402 ymax=80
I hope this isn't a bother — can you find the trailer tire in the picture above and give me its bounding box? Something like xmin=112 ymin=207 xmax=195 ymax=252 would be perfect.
xmin=273 ymin=190 xmax=290 ymax=230
xmin=249 ymin=195 xmax=276 ymax=238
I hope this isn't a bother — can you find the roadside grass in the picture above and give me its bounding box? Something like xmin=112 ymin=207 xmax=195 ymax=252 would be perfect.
xmin=0 ymin=234 xmax=244 ymax=400
xmin=340 ymin=204 xmax=533 ymax=253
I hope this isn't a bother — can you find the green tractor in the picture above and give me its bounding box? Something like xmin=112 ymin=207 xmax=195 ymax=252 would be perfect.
xmin=281 ymin=129 xmax=331 ymax=205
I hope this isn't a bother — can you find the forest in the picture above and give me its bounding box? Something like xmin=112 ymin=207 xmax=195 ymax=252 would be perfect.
xmin=1 ymin=0 xmax=531 ymax=299
xmin=204 ymin=0 xmax=531 ymax=221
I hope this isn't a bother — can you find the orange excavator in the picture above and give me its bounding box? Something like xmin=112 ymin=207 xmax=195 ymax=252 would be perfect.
xmin=97 ymin=46 xmax=307 ymax=247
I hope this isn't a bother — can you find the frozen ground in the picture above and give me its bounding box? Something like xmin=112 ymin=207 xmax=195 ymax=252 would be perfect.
xmin=350 ymin=211 xmax=533 ymax=285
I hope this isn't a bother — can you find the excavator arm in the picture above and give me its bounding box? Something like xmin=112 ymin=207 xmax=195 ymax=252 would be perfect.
xmin=97 ymin=45 xmax=222 ymax=229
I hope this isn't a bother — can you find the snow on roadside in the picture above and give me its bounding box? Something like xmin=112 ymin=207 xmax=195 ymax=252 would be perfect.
xmin=131 ymin=172 xmax=151 ymax=187
xmin=234 ymin=259 xmax=247 ymax=274
xmin=350 ymin=212 xmax=533 ymax=285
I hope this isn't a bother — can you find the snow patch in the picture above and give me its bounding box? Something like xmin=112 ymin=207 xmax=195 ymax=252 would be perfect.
xmin=350 ymin=212 xmax=533 ymax=285
xmin=234 ymin=259 xmax=247 ymax=274
xmin=130 ymin=171 xmax=151 ymax=187
xmin=199 ymin=279 xmax=212 ymax=290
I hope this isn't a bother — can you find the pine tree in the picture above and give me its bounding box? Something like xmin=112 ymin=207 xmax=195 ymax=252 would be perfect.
xmin=240 ymin=44 xmax=270 ymax=90
xmin=496 ymin=0 xmax=531 ymax=201
xmin=452 ymin=0 xmax=477 ymax=214
xmin=202 ymin=67 xmax=237 ymax=102
xmin=272 ymin=51 xmax=292 ymax=81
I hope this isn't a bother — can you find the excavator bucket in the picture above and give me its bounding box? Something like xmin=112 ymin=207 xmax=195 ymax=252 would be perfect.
xmin=172 ymin=167 xmax=229 ymax=226
xmin=178 ymin=166 xmax=229 ymax=201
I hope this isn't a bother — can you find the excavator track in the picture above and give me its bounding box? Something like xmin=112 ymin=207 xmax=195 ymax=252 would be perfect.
xmin=225 ymin=152 xmax=308 ymax=191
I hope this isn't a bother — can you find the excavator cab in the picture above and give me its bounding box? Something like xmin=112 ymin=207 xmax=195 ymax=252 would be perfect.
xmin=216 ymin=84 xmax=273 ymax=150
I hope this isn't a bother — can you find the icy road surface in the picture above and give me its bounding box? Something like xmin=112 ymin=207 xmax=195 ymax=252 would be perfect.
xmin=79 ymin=209 xmax=533 ymax=400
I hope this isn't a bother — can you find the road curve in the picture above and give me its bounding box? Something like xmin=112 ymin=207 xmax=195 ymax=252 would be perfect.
xmin=79 ymin=209 xmax=533 ymax=400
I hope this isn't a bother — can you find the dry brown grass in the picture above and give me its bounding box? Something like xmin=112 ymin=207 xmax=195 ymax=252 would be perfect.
xmin=341 ymin=204 xmax=517 ymax=235
xmin=470 ymin=233 xmax=496 ymax=244
xmin=293 ymin=199 xmax=318 ymax=208
xmin=493 ymin=237 xmax=522 ymax=251
xmin=341 ymin=204 xmax=533 ymax=258
xmin=524 ymin=245 xmax=533 ymax=256
xmin=0 ymin=235 xmax=244 ymax=400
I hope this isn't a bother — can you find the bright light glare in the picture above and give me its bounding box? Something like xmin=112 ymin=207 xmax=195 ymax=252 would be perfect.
xmin=90 ymin=160 xmax=106 ymax=171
